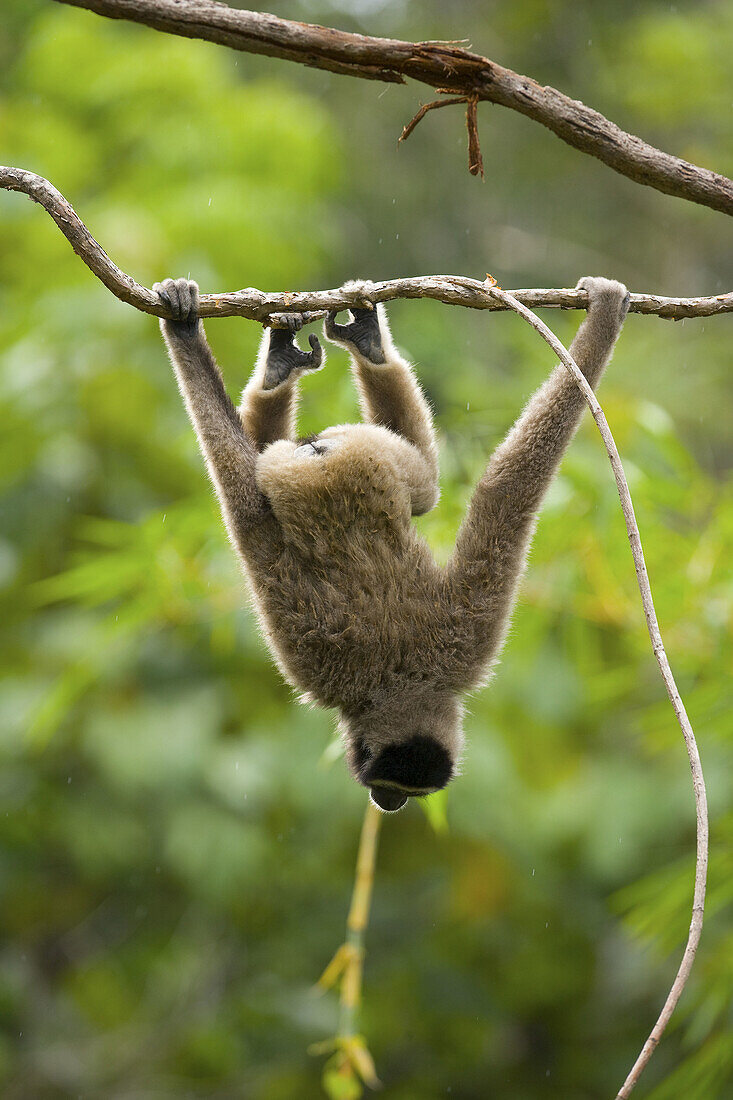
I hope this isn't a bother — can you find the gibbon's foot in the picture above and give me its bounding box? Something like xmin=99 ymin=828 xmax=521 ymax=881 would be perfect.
xmin=576 ymin=276 xmax=631 ymax=323
xmin=325 ymin=281 xmax=385 ymax=364
xmin=264 ymin=314 xmax=323 ymax=391
xmin=154 ymin=277 xmax=201 ymax=338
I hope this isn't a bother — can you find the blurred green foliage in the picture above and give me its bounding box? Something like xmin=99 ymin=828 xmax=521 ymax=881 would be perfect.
xmin=0 ymin=2 xmax=731 ymax=1097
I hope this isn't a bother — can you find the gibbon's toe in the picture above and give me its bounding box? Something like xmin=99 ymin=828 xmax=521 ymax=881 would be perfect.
xmin=269 ymin=312 xmax=304 ymax=335
xmin=324 ymin=311 xmax=350 ymax=343
xmin=306 ymin=333 xmax=322 ymax=362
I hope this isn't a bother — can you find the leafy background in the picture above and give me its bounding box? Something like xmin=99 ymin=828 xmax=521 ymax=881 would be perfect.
xmin=0 ymin=1 xmax=731 ymax=1097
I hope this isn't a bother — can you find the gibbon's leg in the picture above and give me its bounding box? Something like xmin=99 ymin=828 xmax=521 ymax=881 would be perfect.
xmin=238 ymin=314 xmax=323 ymax=450
xmin=325 ymin=282 xmax=439 ymax=512
xmin=155 ymin=277 xmax=268 ymax=538
xmin=447 ymin=277 xmax=630 ymax=655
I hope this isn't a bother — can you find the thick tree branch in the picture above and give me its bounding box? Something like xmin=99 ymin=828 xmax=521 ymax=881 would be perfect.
xmin=487 ymin=279 xmax=707 ymax=1100
xmin=55 ymin=0 xmax=733 ymax=215
xmin=2 ymin=167 xmax=732 ymax=321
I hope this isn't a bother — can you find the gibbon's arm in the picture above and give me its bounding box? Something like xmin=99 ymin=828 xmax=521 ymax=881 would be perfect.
xmin=446 ymin=276 xmax=630 ymax=665
xmin=156 ymin=278 xmax=269 ymax=542
xmin=239 ymin=315 xmax=323 ymax=450
xmin=326 ymin=284 xmax=439 ymax=490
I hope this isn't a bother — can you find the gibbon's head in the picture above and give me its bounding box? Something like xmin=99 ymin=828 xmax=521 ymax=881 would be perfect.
xmin=341 ymin=695 xmax=464 ymax=813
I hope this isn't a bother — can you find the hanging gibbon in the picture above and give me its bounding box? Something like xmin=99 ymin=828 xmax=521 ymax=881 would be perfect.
xmin=155 ymin=276 xmax=629 ymax=812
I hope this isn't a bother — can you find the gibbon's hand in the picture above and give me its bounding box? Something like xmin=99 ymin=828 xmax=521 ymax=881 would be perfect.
xmin=576 ymin=276 xmax=631 ymax=323
xmin=263 ymin=313 xmax=323 ymax=391
xmin=154 ymin=277 xmax=201 ymax=339
xmin=325 ymin=284 xmax=386 ymax=365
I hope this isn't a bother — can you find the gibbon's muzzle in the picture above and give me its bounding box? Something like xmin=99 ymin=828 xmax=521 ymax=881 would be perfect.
xmin=361 ymin=735 xmax=453 ymax=796
xmin=369 ymin=786 xmax=408 ymax=813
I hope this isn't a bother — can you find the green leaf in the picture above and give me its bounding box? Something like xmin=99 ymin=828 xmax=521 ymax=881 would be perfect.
xmin=420 ymin=788 xmax=449 ymax=834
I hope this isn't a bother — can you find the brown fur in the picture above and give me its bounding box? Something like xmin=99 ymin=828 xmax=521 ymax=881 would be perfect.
xmin=158 ymin=276 xmax=629 ymax=811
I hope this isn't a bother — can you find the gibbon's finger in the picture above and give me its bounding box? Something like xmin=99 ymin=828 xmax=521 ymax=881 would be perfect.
xmin=153 ymin=284 xmax=172 ymax=309
xmin=188 ymin=282 xmax=200 ymax=325
xmin=176 ymin=279 xmax=191 ymax=319
xmin=166 ymin=278 xmax=186 ymax=319
xmin=161 ymin=277 xmax=179 ymax=313
xmin=305 ymin=333 xmax=323 ymax=370
xmin=164 ymin=278 xmax=184 ymax=319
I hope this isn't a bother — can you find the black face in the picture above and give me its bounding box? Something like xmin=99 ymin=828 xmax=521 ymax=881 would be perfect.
xmin=350 ymin=734 xmax=454 ymax=813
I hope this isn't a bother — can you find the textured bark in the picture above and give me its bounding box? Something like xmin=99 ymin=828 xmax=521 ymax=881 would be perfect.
xmin=55 ymin=0 xmax=733 ymax=215
xmin=2 ymin=167 xmax=732 ymax=321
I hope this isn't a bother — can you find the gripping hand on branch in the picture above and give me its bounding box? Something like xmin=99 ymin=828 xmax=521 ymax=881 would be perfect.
xmin=154 ymin=277 xmax=202 ymax=339
xmin=325 ymin=281 xmax=386 ymax=365
xmin=264 ymin=313 xmax=323 ymax=391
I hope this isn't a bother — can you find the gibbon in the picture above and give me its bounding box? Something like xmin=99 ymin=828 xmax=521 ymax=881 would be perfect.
xmin=155 ymin=276 xmax=630 ymax=812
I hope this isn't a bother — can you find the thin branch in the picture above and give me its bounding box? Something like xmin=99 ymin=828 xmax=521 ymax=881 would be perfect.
xmin=55 ymin=0 xmax=733 ymax=214
xmin=399 ymin=95 xmax=468 ymax=143
xmin=342 ymin=800 xmax=382 ymax=1043
xmin=484 ymin=277 xmax=708 ymax=1100
xmin=2 ymin=167 xmax=732 ymax=321
xmin=465 ymin=96 xmax=484 ymax=179
xmin=398 ymin=93 xmax=482 ymax=178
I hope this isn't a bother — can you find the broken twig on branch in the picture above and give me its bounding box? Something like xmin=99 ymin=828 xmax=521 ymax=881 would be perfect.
xmin=55 ymin=0 xmax=733 ymax=213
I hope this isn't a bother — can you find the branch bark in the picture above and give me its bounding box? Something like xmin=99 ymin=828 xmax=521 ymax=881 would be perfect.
xmin=55 ymin=0 xmax=733 ymax=215
xmin=487 ymin=279 xmax=708 ymax=1100
xmin=3 ymin=167 xmax=732 ymax=321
